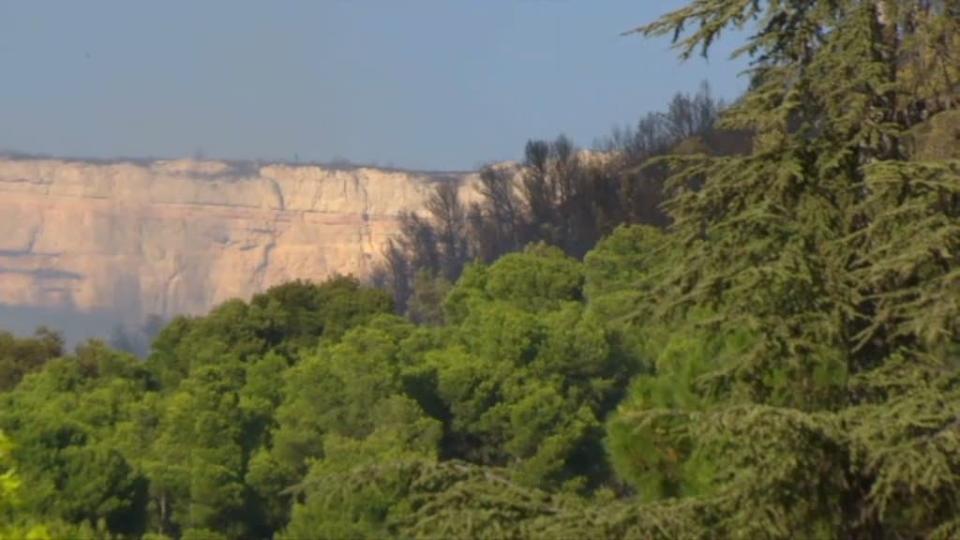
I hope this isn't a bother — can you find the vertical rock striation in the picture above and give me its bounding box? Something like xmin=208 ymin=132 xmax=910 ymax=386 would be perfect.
xmin=0 ymin=157 xmax=479 ymax=337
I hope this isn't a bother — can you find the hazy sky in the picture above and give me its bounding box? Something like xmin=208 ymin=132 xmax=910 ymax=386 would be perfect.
xmin=0 ymin=1 xmax=748 ymax=171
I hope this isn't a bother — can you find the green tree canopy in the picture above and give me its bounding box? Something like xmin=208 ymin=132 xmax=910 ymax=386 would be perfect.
xmin=0 ymin=327 xmax=63 ymax=392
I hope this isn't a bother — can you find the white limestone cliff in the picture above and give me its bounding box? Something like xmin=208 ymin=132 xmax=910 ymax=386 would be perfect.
xmin=0 ymin=157 xmax=480 ymax=335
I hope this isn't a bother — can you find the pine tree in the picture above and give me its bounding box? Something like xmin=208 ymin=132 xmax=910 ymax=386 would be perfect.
xmin=607 ymin=1 xmax=960 ymax=537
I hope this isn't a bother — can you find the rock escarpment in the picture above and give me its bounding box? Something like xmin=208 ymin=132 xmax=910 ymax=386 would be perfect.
xmin=0 ymin=157 xmax=478 ymax=340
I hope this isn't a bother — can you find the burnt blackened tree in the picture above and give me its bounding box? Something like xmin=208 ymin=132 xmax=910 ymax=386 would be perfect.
xmin=426 ymin=180 xmax=470 ymax=281
xmin=374 ymin=84 xmax=733 ymax=311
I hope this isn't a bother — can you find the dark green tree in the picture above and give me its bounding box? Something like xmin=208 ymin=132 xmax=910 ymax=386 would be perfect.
xmin=603 ymin=1 xmax=960 ymax=536
xmin=0 ymin=342 xmax=152 ymax=536
xmin=0 ymin=328 xmax=63 ymax=391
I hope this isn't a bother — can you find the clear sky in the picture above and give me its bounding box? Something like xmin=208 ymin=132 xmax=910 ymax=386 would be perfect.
xmin=0 ymin=1 xmax=748 ymax=171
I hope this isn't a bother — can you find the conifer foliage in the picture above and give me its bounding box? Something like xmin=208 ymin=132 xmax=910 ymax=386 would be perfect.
xmin=0 ymin=2 xmax=958 ymax=539
xmin=604 ymin=0 xmax=960 ymax=537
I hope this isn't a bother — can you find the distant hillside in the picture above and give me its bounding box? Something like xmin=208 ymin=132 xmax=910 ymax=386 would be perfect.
xmin=0 ymin=157 xmax=481 ymax=344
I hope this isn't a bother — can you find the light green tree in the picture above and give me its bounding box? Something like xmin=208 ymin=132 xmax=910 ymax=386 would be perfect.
xmin=0 ymin=431 xmax=50 ymax=540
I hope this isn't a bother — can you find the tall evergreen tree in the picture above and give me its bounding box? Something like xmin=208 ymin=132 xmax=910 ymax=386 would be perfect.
xmin=604 ymin=1 xmax=960 ymax=537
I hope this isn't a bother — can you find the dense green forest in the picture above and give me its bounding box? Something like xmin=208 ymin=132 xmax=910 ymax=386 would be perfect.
xmin=3 ymin=1 xmax=960 ymax=538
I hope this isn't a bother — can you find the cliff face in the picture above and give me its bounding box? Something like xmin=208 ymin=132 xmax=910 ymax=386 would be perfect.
xmin=0 ymin=157 xmax=477 ymax=338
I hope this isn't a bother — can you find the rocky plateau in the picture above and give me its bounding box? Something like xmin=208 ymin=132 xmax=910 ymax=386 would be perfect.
xmin=0 ymin=156 xmax=479 ymax=343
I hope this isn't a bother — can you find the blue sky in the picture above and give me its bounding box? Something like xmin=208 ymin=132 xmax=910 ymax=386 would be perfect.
xmin=0 ymin=1 xmax=749 ymax=171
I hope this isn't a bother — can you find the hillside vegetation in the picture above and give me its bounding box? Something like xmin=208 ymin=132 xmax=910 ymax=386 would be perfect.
xmin=2 ymin=0 xmax=960 ymax=538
